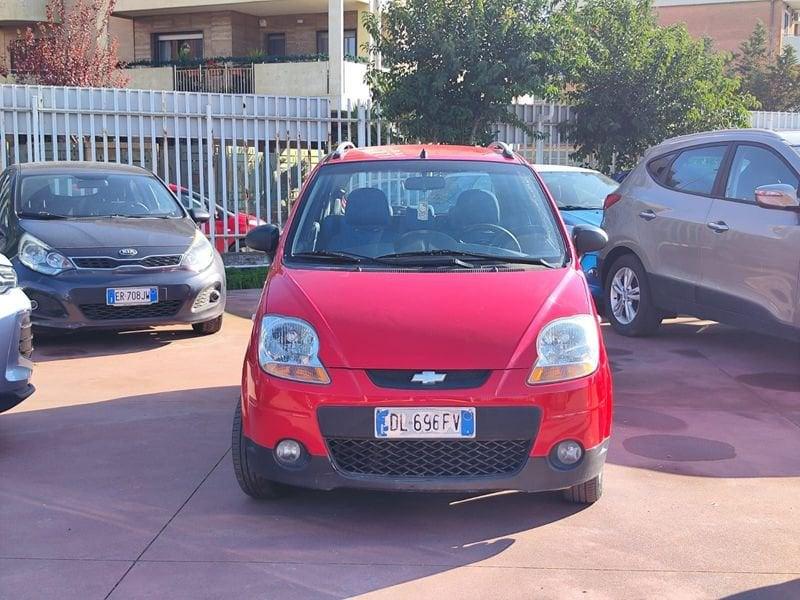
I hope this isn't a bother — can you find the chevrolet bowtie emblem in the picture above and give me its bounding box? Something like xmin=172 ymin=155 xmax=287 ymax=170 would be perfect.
xmin=411 ymin=371 xmax=447 ymax=385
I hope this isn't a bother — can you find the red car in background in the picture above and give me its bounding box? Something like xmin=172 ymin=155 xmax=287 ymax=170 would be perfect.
xmin=169 ymin=184 xmax=266 ymax=253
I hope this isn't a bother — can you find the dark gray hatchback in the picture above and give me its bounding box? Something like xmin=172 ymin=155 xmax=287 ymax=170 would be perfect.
xmin=0 ymin=162 xmax=226 ymax=334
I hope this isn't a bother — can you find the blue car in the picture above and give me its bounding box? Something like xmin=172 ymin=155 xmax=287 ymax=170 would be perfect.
xmin=536 ymin=165 xmax=619 ymax=302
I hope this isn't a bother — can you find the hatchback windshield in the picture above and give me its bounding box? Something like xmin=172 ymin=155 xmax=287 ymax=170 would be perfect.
xmin=288 ymin=160 xmax=567 ymax=266
xmin=17 ymin=173 xmax=184 ymax=219
xmin=538 ymin=170 xmax=618 ymax=210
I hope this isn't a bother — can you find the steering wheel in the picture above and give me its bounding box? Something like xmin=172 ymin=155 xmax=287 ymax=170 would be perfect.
xmin=458 ymin=223 xmax=522 ymax=253
xmin=395 ymin=230 xmax=458 ymax=253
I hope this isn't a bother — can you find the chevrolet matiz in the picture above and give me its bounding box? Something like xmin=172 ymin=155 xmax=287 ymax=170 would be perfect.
xmin=233 ymin=143 xmax=612 ymax=504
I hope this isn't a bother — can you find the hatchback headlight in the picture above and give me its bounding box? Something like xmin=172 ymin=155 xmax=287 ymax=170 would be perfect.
xmin=0 ymin=263 xmax=17 ymax=294
xmin=258 ymin=315 xmax=330 ymax=384
xmin=528 ymin=315 xmax=600 ymax=384
xmin=182 ymin=230 xmax=215 ymax=272
xmin=19 ymin=233 xmax=74 ymax=275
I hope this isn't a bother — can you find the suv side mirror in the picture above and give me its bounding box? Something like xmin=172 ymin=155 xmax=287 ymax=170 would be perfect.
xmin=245 ymin=224 xmax=280 ymax=255
xmin=190 ymin=208 xmax=211 ymax=224
xmin=572 ymin=224 xmax=608 ymax=256
xmin=755 ymin=184 xmax=800 ymax=210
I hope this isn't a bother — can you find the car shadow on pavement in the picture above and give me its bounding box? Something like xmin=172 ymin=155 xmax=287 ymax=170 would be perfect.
xmin=31 ymin=327 xmax=199 ymax=362
xmin=603 ymin=319 xmax=800 ymax=479
xmin=721 ymin=578 xmax=800 ymax=600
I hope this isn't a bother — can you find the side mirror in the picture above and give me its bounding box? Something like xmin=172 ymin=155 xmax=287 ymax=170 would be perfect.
xmin=572 ymin=224 xmax=608 ymax=256
xmin=755 ymin=184 xmax=800 ymax=210
xmin=245 ymin=224 xmax=280 ymax=255
xmin=190 ymin=209 xmax=211 ymax=224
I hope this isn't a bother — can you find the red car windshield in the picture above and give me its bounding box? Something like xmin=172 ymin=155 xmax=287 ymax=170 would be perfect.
xmin=287 ymin=160 xmax=566 ymax=266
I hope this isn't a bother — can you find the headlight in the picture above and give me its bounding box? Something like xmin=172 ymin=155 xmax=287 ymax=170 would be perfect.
xmin=0 ymin=263 xmax=17 ymax=294
xmin=528 ymin=315 xmax=600 ymax=384
xmin=258 ymin=315 xmax=330 ymax=384
xmin=182 ymin=230 xmax=215 ymax=272
xmin=18 ymin=233 xmax=74 ymax=275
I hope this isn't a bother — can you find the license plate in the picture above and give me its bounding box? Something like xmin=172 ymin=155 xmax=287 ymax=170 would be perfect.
xmin=374 ymin=407 xmax=475 ymax=439
xmin=106 ymin=287 xmax=158 ymax=306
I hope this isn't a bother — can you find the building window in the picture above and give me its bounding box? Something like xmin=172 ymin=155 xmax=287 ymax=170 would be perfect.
xmin=155 ymin=32 xmax=203 ymax=63
xmin=265 ymin=33 xmax=286 ymax=57
xmin=316 ymin=29 xmax=357 ymax=57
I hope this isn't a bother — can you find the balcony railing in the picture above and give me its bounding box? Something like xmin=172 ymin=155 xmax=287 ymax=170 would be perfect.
xmin=174 ymin=64 xmax=254 ymax=94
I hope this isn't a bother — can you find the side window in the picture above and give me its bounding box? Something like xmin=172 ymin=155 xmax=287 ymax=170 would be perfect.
xmin=664 ymin=145 xmax=727 ymax=195
xmin=646 ymin=153 xmax=675 ymax=183
xmin=724 ymin=145 xmax=799 ymax=202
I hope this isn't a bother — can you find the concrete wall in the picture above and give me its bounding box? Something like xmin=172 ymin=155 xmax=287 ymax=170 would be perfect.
xmin=125 ymin=66 xmax=174 ymax=90
xmin=655 ymin=0 xmax=786 ymax=54
xmin=251 ymin=60 xmax=368 ymax=103
xmin=0 ymin=0 xmax=48 ymax=23
xmin=110 ymin=16 xmax=135 ymax=63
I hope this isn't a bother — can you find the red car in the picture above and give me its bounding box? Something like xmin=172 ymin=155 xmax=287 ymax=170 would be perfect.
xmin=168 ymin=184 xmax=265 ymax=252
xmin=233 ymin=143 xmax=612 ymax=504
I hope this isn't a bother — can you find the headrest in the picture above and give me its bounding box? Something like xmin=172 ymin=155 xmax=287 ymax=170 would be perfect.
xmin=345 ymin=188 xmax=392 ymax=227
xmin=449 ymin=189 xmax=500 ymax=229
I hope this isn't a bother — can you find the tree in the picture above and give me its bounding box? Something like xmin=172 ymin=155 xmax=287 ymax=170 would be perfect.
xmin=736 ymin=22 xmax=800 ymax=111
xmin=363 ymin=0 xmax=576 ymax=145
xmin=565 ymin=0 xmax=753 ymax=173
xmin=0 ymin=0 xmax=128 ymax=88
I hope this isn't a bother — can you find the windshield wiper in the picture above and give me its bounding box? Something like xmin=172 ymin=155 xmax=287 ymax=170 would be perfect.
xmin=376 ymin=250 xmax=561 ymax=268
xmin=291 ymin=250 xmax=375 ymax=264
xmin=558 ymin=205 xmax=600 ymax=211
xmin=17 ymin=212 xmax=70 ymax=220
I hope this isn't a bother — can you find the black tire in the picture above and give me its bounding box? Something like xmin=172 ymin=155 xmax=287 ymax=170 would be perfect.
xmin=192 ymin=315 xmax=223 ymax=335
xmin=604 ymin=254 xmax=662 ymax=337
xmin=563 ymin=471 xmax=603 ymax=504
xmin=231 ymin=401 xmax=285 ymax=500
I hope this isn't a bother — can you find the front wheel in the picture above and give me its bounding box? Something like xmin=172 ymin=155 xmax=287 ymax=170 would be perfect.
xmin=604 ymin=255 xmax=662 ymax=337
xmin=192 ymin=315 xmax=223 ymax=335
xmin=562 ymin=471 xmax=603 ymax=504
xmin=232 ymin=401 xmax=286 ymax=500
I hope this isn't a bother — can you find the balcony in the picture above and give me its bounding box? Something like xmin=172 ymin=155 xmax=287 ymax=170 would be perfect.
xmin=114 ymin=0 xmax=369 ymax=15
xmin=0 ymin=0 xmax=48 ymax=23
xmin=125 ymin=59 xmax=369 ymax=103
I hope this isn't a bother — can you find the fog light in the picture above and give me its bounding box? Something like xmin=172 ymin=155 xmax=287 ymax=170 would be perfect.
xmin=275 ymin=439 xmax=304 ymax=466
xmin=552 ymin=440 xmax=583 ymax=468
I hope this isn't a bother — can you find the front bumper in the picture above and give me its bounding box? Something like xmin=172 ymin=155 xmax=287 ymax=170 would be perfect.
xmin=13 ymin=257 xmax=226 ymax=330
xmin=0 ymin=287 xmax=34 ymax=412
xmin=245 ymin=436 xmax=609 ymax=493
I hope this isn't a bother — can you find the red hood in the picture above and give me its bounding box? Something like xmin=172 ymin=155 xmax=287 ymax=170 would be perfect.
xmin=261 ymin=265 xmax=592 ymax=370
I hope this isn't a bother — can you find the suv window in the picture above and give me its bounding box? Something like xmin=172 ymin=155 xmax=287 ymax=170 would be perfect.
xmin=646 ymin=153 xmax=675 ymax=183
xmin=724 ymin=145 xmax=799 ymax=202
xmin=664 ymin=145 xmax=727 ymax=195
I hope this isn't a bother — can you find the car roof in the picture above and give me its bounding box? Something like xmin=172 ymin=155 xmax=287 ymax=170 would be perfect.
xmin=646 ymin=128 xmax=800 ymax=158
xmin=533 ymin=164 xmax=599 ymax=174
xmin=326 ymin=144 xmax=527 ymax=165
xmin=9 ymin=161 xmax=153 ymax=176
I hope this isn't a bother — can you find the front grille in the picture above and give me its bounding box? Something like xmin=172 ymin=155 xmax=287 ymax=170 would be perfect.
xmin=79 ymin=300 xmax=183 ymax=321
xmin=367 ymin=370 xmax=491 ymax=390
xmin=327 ymin=438 xmax=531 ymax=478
xmin=72 ymin=255 xmax=181 ymax=269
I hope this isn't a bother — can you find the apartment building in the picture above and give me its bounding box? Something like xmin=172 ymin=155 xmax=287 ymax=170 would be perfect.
xmin=654 ymin=0 xmax=800 ymax=55
xmin=1 ymin=0 xmax=376 ymax=106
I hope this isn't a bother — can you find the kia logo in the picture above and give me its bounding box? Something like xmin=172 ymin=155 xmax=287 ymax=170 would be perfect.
xmin=119 ymin=248 xmax=138 ymax=257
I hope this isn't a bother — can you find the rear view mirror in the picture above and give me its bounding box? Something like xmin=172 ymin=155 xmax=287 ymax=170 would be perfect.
xmin=755 ymin=184 xmax=800 ymax=210
xmin=572 ymin=225 xmax=608 ymax=257
xmin=245 ymin=224 xmax=280 ymax=255
xmin=190 ymin=209 xmax=211 ymax=224
xmin=404 ymin=176 xmax=446 ymax=191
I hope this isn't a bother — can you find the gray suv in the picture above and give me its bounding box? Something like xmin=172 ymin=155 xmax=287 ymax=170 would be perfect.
xmin=600 ymin=129 xmax=800 ymax=340
xmin=0 ymin=253 xmax=34 ymax=412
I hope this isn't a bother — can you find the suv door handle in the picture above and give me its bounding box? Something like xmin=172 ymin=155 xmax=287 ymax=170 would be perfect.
xmin=638 ymin=210 xmax=657 ymax=221
xmin=707 ymin=221 xmax=730 ymax=233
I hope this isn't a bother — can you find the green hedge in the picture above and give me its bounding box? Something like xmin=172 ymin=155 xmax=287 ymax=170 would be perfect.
xmin=226 ymin=267 xmax=268 ymax=290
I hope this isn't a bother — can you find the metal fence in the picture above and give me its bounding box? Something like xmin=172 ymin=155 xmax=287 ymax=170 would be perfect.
xmin=3 ymin=83 xmax=800 ymax=251
xmin=174 ymin=64 xmax=255 ymax=95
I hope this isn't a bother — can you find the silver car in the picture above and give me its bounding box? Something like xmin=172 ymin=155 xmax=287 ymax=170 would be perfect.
xmin=600 ymin=129 xmax=800 ymax=339
xmin=0 ymin=253 xmax=34 ymax=412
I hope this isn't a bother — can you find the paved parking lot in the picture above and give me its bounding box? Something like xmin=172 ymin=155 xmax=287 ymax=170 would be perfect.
xmin=1 ymin=290 xmax=799 ymax=599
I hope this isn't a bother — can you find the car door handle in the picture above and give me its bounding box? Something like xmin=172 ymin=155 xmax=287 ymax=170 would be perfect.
xmin=707 ymin=221 xmax=730 ymax=233
xmin=638 ymin=210 xmax=657 ymax=221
